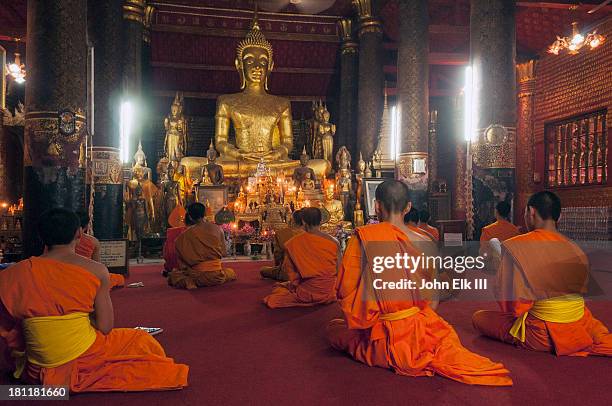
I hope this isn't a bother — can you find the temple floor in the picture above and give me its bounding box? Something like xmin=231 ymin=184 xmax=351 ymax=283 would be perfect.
xmin=1 ymin=260 xmax=611 ymax=405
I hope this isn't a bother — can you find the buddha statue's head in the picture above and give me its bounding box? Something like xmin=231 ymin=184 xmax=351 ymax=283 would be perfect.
xmin=236 ymin=15 xmax=274 ymax=91
xmin=170 ymin=92 xmax=184 ymax=118
xmin=325 ymin=184 xmax=335 ymax=201
xmin=207 ymin=140 xmax=217 ymax=162
xmin=299 ymin=146 xmax=309 ymax=166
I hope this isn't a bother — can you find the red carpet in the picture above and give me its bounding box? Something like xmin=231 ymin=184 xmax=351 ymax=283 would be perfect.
xmin=1 ymin=260 xmax=611 ymax=405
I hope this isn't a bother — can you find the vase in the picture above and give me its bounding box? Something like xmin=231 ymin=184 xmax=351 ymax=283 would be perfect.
xmin=244 ymin=241 xmax=251 ymax=256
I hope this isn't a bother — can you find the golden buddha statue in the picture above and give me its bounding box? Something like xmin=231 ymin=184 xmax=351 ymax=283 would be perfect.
xmin=292 ymin=147 xmax=317 ymax=187
xmin=215 ymin=15 xmax=291 ymax=162
xmin=212 ymin=12 xmax=328 ymax=178
xmin=164 ymin=92 xmax=188 ymax=164
xmin=335 ymin=146 xmax=352 ymax=193
xmin=301 ymin=171 xmax=315 ymax=191
xmin=320 ymin=183 xmax=351 ymax=232
xmin=311 ymin=100 xmax=335 ymax=165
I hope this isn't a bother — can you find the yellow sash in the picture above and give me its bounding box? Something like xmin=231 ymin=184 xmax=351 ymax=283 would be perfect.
xmin=13 ymin=312 xmax=97 ymax=378
xmin=380 ymin=306 xmax=420 ymax=321
xmin=510 ymin=294 xmax=585 ymax=342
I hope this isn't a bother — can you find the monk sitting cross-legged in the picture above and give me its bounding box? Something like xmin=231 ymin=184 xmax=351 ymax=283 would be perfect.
xmin=473 ymin=191 xmax=612 ymax=356
xmin=327 ymin=180 xmax=512 ymax=386
xmin=74 ymin=210 xmax=124 ymax=289
xmin=163 ymin=214 xmax=194 ymax=277
xmin=168 ymin=202 xmax=236 ymax=289
xmin=479 ymin=200 xmax=520 ymax=257
xmin=260 ymin=209 xmax=304 ymax=281
xmin=0 ymin=208 xmax=189 ymax=392
xmin=263 ymin=207 xmax=339 ymax=308
xmin=418 ymin=209 xmax=440 ymax=242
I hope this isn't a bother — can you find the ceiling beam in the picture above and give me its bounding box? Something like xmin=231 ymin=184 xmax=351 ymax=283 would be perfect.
xmin=153 ymin=90 xmax=325 ymax=102
xmin=151 ymin=61 xmax=335 ymax=75
xmin=383 ymin=52 xmax=468 ymax=67
xmin=516 ymin=2 xmax=612 ymax=11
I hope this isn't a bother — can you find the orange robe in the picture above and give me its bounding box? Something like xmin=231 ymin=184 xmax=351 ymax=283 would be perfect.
xmin=418 ymin=223 xmax=440 ymax=241
xmin=163 ymin=226 xmax=187 ymax=272
xmin=75 ymin=234 xmax=125 ymax=289
xmin=473 ymin=229 xmax=612 ymax=356
xmin=260 ymin=228 xmax=304 ymax=281
xmin=263 ymin=232 xmax=338 ymax=308
xmin=479 ymin=219 xmax=520 ymax=255
xmin=407 ymin=225 xmax=435 ymax=241
xmin=327 ymin=223 xmax=512 ymax=386
xmin=0 ymin=257 xmax=189 ymax=392
xmin=168 ymin=223 xmax=236 ymax=289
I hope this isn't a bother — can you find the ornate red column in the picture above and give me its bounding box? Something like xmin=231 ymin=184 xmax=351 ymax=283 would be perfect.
xmin=353 ymin=0 xmax=384 ymax=162
xmin=515 ymin=60 xmax=537 ymax=227
xmin=396 ymin=0 xmax=429 ymax=210
xmin=469 ymin=0 xmax=517 ymax=239
xmin=337 ymin=18 xmax=359 ymax=160
xmin=23 ymin=0 xmax=88 ymax=255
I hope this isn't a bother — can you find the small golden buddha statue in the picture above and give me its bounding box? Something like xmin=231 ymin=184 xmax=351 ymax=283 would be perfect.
xmin=321 ymin=184 xmax=351 ymax=231
xmin=335 ymin=146 xmax=352 ymax=193
xmin=164 ymin=92 xmax=188 ymax=164
xmin=311 ymin=100 xmax=335 ymax=165
xmin=215 ymin=14 xmax=292 ymax=164
xmin=301 ymin=171 xmax=315 ymax=191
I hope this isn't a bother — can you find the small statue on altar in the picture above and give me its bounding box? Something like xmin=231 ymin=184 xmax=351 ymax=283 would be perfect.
xmin=199 ymin=167 xmax=213 ymax=186
xmin=292 ymin=147 xmax=317 ymax=188
xmin=132 ymin=143 xmax=158 ymax=228
xmin=161 ymin=164 xmax=180 ymax=228
xmin=311 ymin=100 xmax=335 ymax=164
xmin=301 ymin=171 xmax=315 ymax=191
xmin=336 ymin=146 xmax=352 ymax=193
xmin=173 ymin=164 xmax=193 ymax=207
xmin=321 ymin=184 xmax=351 ymax=231
xmin=164 ymin=92 xmax=188 ymax=163
xmin=128 ymin=184 xmax=149 ymax=241
xmin=296 ymin=187 xmax=305 ymax=207
xmin=202 ymin=141 xmax=224 ymax=185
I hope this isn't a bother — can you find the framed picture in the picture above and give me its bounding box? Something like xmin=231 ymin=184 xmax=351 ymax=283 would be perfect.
xmin=363 ymin=178 xmax=385 ymax=218
xmin=197 ymin=185 xmax=228 ymax=217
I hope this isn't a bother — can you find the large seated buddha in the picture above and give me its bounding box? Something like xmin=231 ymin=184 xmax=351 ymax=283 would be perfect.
xmin=211 ymin=15 xmax=326 ymax=178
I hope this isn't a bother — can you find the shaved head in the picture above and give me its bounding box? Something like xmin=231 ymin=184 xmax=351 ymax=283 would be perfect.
xmin=527 ymin=191 xmax=561 ymax=221
xmin=375 ymin=180 xmax=410 ymax=214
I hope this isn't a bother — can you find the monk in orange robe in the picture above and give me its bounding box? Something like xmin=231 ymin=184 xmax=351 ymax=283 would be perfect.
xmin=260 ymin=209 xmax=304 ymax=281
xmin=71 ymin=211 xmax=124 ymax=289
xmin=418 ymin=209 xmax=440 ymax=241
xmin=168 ymin=203 xmax=236 ymax=289
xmin=264 ymin=207 xmax=339 ymax=308
xmin=0 ymin=208 xmax=189 ymax=392
xmin=405 ymin=208 xmax=436 ymax=242
xmin=473 ymin=191 xmax=612 ymax=356
xmin=163 ymin=208 xmax=195 ymax=277
xmin=327 ymin=180 xmax=512 ymax=386
xmin=479 ymin=200 xmax=520 ymax=256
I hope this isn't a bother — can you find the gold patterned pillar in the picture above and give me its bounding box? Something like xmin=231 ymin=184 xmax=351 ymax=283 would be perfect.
xmin=337 ymin=18 xmax=359 ymax=160
xmin=353 ymin=0 xmax=384 ymax=163
xmin=396 ymin=0 xmax=429 ymax=209
xmin=469 ymin=0 xmax=517 ymax=238
xmin=515 ymin=60 xmax=537 ymax=225
xmin=23 ymin=0 xmax=88 ymax=256
xmin=88 ymin=0 xmax=125 ymax=239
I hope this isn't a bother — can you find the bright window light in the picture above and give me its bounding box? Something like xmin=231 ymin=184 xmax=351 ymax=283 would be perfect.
xmin=120 ymin=101 xmax=133 ymax=163
xmin=464 ymin=66 xmax=474 ymax=142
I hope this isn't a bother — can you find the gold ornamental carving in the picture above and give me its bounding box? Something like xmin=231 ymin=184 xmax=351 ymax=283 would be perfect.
xmin=143 ymin=4 xmax=156 ymax=43
xmin=89 ymin=147 xmax=123 ymax=185
xmin=352 ymin=0 xmax=382 ymax=37
xmin=396 ymin=152 xmax=428 ymax=191
xmin=24 ymin=109 xmax=87 ymax=168
xmin=338 ymin=18 xmax=358 ymax=55
xmin=124 ymin=0 xmax=146 ymax=24
xmin=471 ymin=125 xmax=516 ymax=169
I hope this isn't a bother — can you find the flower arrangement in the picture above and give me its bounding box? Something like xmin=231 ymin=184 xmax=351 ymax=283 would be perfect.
xmin=237 ymin=224 xmax=255 ymax=237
